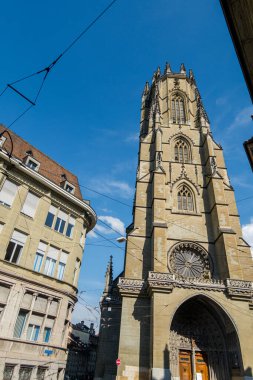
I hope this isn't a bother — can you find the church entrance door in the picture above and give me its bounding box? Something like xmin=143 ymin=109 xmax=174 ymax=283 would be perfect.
xmin=195 ymin=352 xmax=208 ymax=380
xmin=179 ymin=351 xmax=192 ymax=380
xmin=179 ymin=351 xmax=209 ymax=380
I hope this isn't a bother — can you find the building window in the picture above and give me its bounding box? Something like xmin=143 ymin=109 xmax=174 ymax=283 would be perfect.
xmin=21 ymin=191 xmax=40 ymax=218
xmin=37 ymin=367 xmax=47 ymax=380
xmin=45 ymin=205 xmax=57 ymax=228
xmin=33 ymin=242 xmax=46 ymax=272
xmin=174 ymin=139 xmax=190 ymax=163
xmin=0 ymin=179 xmax=18 ymax=207
xmin=19 ymin=366 xmax=33 ymax=380
xmin=43 ymin=327 xmax=52 ymax=343
xmin=54 ymin=210 xmax=67 ymax=234
xmin=66 ymin=216 xmax=75 ymax=238
xmin=44 ymin=257 xmax=56 ymax=277
xmin=57 ymin=251 xmax=68 ymax=281
xmin=65 ymin=183 xmax=74 ymax=194
xmin=3 ymin=364 xmax=15 ymax=380
xmin=177 ymin=185 xmax=194 ymax=211
xmin=25 ymin=156 xmax=40 ymax=171
xmin=44 ymin=246 xmax=59 ymax=277
xmin=13 ymin=310 xmax=28 ymax=338
xmin=27 ymin=324 xmax=40 ymax=341
xmin=5 ymin=230 xmax=27 ymax=264
xmin=171 ymin=95 xmax=186 ymax=124
xmin=0 ymin=136 xmax=7 ymax=148
xmin=57 ymin=262 xmax=65 ymax=281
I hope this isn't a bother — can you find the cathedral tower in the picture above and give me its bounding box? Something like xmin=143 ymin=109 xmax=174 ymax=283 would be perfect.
xmin=95 ymin=65 xmax=253 ymax=380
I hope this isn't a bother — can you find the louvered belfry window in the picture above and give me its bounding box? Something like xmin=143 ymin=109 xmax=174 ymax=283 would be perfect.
xmin=177 ymin=186 xmax=194 ymax=211
xmin=171 ymin=95 xmax=185 ymax=124
xmin=174 ymin=139 xmax=190 ymax=163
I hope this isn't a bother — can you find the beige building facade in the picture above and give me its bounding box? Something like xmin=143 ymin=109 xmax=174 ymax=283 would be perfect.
xmin=0 ymin=126 xmax=96 ymax=379
xmin=95 ymin=65 xmax=253 ymax=380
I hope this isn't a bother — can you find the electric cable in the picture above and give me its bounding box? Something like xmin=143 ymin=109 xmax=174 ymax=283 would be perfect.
xmin=0 ymin=0 xmax=119 ymax=129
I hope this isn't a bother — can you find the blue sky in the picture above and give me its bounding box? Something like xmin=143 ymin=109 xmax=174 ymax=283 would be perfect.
xmin=0 ymin=0 xmax=253 ymax=326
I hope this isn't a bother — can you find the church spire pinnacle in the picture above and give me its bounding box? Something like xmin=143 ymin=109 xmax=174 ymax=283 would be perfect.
xmin=103 ymin=255 xmax=113 ymax=296
xmin=164 ymin=62 xmax=172 ymax=75
xmin=180 ymin=63 xmax=186 ymax=74
xmin=142 ymin=81 xmax=150 ymax=97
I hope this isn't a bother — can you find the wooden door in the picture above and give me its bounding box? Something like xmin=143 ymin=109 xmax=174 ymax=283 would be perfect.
xmin=195 ymin=352 xmax=209 ymax=380
xmin=179 ymin=351 xmax=192 ymax=380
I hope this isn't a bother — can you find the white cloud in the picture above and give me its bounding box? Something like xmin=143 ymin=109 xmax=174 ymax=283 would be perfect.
xmin=87 ymin=215 xmax=125 ymax=238
xmin=242 ymin=218 xmax=253 ymax=256
xmin=89 ymin=178 xmax=134 ymax=199
xmin=228 ymin=106 xmax=253 ymax=131
xmin=99 ymin=215 xmax=125 ymax=235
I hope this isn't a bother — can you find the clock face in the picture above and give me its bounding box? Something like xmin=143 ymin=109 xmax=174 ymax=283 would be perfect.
xmin=169 ymin=243 xmax=210 ymax=279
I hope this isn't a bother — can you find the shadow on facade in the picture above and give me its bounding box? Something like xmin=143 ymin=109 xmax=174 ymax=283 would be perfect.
xmin=132 ymin=295 xmax=150 ymax=380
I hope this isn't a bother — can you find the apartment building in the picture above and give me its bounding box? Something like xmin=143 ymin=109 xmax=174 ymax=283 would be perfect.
xmin=0 ymin=125 xmax=96 ymax=380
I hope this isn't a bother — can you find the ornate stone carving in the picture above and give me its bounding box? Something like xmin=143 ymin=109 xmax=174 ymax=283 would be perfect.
xmin=168 ymin=242 xmax=211 ymax=279
xmin=226 ymin=279 xmax=252 ymax=300
xmin=148 ymin=271 xmax=225 ymax=292
xmin=118 ymin=278 xmax=146 ymax=296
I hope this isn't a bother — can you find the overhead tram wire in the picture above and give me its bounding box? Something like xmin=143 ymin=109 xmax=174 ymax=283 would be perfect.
xmin=0 ymin=0 xmax=119 ymax=129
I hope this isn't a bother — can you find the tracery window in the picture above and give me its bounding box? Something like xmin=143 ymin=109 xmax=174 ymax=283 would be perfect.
xmin=174 ymin=139 xmax=190 ymax=163
xmin=171 ymin=95 xmax=185 ymax=124
xmin=177 ymin=185 xmax=194 ymax=212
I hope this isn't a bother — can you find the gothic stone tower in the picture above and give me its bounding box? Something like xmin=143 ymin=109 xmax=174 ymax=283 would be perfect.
xmin=95 ymin=64 xmax=253 ymax=380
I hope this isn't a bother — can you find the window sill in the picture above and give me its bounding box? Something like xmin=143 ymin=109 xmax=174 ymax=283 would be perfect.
xmin=44 ymin=225 xmax=73 ymax=240
xmin=0 ymin=202 xmax=11 ymax=209
xmin=20 ymin=212 xmax=34 ymax=220
xmin=171 ymin=209 xmax=202 ymax=217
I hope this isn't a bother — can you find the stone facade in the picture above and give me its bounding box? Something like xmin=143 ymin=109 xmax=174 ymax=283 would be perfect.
xmin=0 ymin=126 xmax=96 ymax=379
xmin=95 ymin=65 xmax=253 ymax=380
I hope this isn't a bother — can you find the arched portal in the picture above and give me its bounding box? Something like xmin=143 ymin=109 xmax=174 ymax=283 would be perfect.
xmin=169 ymin=296 xmax=242 ymax=380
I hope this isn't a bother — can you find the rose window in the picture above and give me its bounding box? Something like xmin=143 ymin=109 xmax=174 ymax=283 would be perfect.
xmin=169 ymin=243 xmax=210 ymax=279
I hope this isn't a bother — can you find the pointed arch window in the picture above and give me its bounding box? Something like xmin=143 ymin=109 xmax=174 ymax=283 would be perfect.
xmin=174 ymin=139 xmax=190 ymax=163
xmin=177 ymin=186 xmax=194 ymax=211
xmin=171 ymin=95 xmax=186 ymax=124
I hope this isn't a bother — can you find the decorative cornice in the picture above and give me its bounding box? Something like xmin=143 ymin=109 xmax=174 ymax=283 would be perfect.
xmin=118 ymin=278 xmax=146 ymax=297
xmin=148 ymin=272 xmax=225 ymax=293
xmin=225 ymin=279 xmax=252 ymax=300
xmin=117 ymin=274 xmax=253 ymax=305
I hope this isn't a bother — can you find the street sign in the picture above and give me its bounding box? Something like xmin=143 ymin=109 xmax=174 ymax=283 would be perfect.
xmin=44 ymin=349 xmax=53 ymax=356
xmin=116 ymin=358 xmax=121 ymax=366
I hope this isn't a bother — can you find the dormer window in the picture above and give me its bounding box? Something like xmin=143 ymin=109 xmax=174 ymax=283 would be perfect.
xmin=25 ymin=156 xmax=40 ymax=172
xmin=0 ymin=136 xmax=6 ymax=147
xmin=64 ymin=181 xmax=75 ymax=194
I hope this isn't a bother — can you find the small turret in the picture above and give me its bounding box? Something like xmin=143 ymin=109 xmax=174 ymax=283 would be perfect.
xmin=103 ymin=255 xmax=113 ymax=296
xmin=164 ymin=62 xmax=172 ymax=75
xmin=189 ymin=69 xmax=196 ymax=85
xmin=180 ymin=63 xmax=186 ymax=74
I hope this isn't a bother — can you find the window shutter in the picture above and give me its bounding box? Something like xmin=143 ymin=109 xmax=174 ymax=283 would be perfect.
xmin=45 ymin=317 xmax=55 ymax=328
xmin=58 ymin=210 xmax=68 ymax=221
xmin=0 ymin=284 xmax=10 ymax=303
xmin=29 ymin=313 xmax=43 ymax=326
xmin=37 ymin=242 xmax=47 ymax=254
xmin=48 ymin=300 xmax=59 ymax=316
xmin=69 ymin=216 xmax=75 ymax=226
xmin=0 ymin=180 xmax=18 ymax=206
xmin=47 ymin=246 xmax=59 ymax=260
xmin=12 ymin=230 xmax=27 ymax=244
xmin=21 ymin=192 xmax=39 ymax=218
xmin=21 ymin=293 xmax=33 ymax=309
xmin=48 ymin=205 xmax=57 ymax=215
xmin=34 ymin=296 xmax=48 ymax=313
xmin=14 ymin=310 xmax=27 ymax=338
xmin=60 ymin=251 xmax=68 ymax=264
